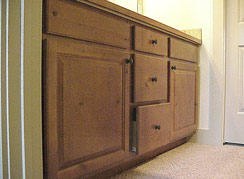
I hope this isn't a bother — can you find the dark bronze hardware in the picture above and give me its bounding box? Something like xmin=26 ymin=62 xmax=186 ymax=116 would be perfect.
xmin=151 ymin=77 xmax=158 ymax=82
xmin=126 ymin=58 xmax=134 ymax=64
xmin=155 ymin=125 xmax=161 ymax=130
xmin=152 ymin=39 xmax=158 ymax=44
xmin=171 ymin=66 xmax=177 ymax=70
xmin=52 ymin=11 xmax=58 ymax=16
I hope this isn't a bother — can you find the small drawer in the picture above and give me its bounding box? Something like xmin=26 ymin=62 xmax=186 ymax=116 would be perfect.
xmin=134 ymin=54 xmax=168 ymax=103
xmin=45 ymin=0 xmax=130 ymax=48
xmin=133 ymin=26 xmax=168 ymax=56
xmin=136 ymin=104 xmax=171 ymax=155
xmin=169 ymin=38 xmax=198 ymax=63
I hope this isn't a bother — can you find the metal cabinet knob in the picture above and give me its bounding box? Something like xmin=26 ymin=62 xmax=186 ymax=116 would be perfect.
xmin=126 ymin=58 xmax=134 ymax=64
xmin=52 ymin=11 xmax=58 ymax=16
xmin=152 ymin=39 xmax=158 ymax=44
xmin=155 ymin=125 xmax=161 ymax=130
xmin=151 ymin=77 xmax=158 ymax=82
xmin=171 ymin=66 xmax=177 ymax=70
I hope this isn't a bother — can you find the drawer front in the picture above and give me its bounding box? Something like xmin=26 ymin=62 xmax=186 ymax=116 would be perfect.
xmin=137 ymin=104 xmax=171 ymax=155
xmin=134 ymin=54 xmax=168 ymax=103
xmin=134 ymin=26 xmax=168 ymax=56
xmin=46 ymin=0 xmax=130 ymax=48
xmin=169 ymin=38 xmax=198 ymax=63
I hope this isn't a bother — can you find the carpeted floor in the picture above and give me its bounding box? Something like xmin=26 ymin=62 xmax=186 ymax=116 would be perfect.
xmin=111 ymin=142 xmax=244 ymax=179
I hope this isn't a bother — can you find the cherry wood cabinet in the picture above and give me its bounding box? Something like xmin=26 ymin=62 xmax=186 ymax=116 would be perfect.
xmin=43 ymin=36 xmax=131 ymax=178
xmin=170 ymin=61 xmax=197 ymax=140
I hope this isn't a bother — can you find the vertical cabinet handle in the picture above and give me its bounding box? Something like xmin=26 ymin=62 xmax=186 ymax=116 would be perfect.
xmin=152 ymin=39 xmax=158 ymax=44
xmin=126 ymin=58 xmax=134 ymax=64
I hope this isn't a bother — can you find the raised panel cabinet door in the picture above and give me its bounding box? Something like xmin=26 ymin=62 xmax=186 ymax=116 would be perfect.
xmin=170 ymin=61 xmax=197 ymax=140
xmin=43 ymin=36 xmax=131 ymax=179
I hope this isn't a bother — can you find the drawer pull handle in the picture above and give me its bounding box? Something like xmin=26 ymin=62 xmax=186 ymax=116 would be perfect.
xmin=152 ymin=39 xmax=158 ymax=44
xmin=126 ymin=58 xmax=134 ymax=64
xmin=171 ymin=66 xmax=177 ymax=70
xmin=155 ymin=125 xmax=161 ymax=130
xmin=151 ymin=77 xmax=158 ymax=82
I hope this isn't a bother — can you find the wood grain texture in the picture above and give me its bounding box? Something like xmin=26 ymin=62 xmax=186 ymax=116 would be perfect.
xmin=134 ymin=54 xmax=168 ymax=103
xmin=137 ymin=104 xmax=171 ymax=155
xmin=75 ymin=0 xmax=202 ymax=44
xmin=170 ymin=61 xmax=197 ymax=141
xmin=43 ymin=35 xmax=131 ymax=179
xmin=134 ymin=26 xmax=168 ymax=56
xmin=59 ymin=55 xmax=123 ymax=166
xmin=170 ymin=38 xmax=198 ymax=63
xmin=46 ymin=0 xmax=130 ymax=48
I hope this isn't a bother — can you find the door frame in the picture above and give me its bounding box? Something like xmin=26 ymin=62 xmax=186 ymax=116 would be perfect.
xmin=1 ymin=0 xmax=43 ymax=178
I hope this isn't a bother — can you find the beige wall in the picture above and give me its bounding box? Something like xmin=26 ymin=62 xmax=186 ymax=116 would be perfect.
xmin=108 ymin=0 xmax=138 ymax=12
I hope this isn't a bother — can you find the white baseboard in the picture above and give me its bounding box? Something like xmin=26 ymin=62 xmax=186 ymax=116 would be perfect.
xmin=189 ymin=129 xmax=224 ymax=146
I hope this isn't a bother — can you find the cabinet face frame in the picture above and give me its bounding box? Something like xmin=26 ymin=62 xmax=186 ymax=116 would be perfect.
xmin=42 ymin=36 xmax=131 ymax=179
xmin=170 ymin=61 xmax=198 ymax=141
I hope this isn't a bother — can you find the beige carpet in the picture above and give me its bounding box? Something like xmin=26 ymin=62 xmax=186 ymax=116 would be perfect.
xmin=112 ymin=142 xmax=244 ymax=179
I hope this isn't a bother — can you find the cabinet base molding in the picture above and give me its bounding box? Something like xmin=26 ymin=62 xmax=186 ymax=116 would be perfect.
xmin=90 ymin=138 xmax=187 ymax=179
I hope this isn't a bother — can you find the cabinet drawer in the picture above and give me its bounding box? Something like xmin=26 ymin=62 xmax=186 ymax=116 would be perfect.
xmin=169 ymin=38 xmax=198 ymax=63
xmin=136 ymin=104 xmax=171 ymax=155
xmin=45 ymin=0 xmax=130 ymax=48
xmin=134 ymin=54 xmax=168 ymax=103
xmin=134 ymin=26 xmax=168 ymax=56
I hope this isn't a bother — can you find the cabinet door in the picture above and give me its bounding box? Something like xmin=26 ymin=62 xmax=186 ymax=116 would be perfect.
xmin=170 ymin=61 xmax=197 ymax=140
xmin=43 ymin=36 xmax=130 ymax=179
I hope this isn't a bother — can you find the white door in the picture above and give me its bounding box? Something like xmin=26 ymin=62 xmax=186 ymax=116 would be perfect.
xmin=225 ymin=0 xmax=244 ymax=144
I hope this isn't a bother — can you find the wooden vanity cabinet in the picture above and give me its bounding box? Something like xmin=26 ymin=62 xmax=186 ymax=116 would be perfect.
xmin=170 ymin=61 xmax=197 ymax=140
xmin=43 ymin=36 xmax=131 ymax=178
xmin=43 ymin=0 xmax=201 ymax=178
